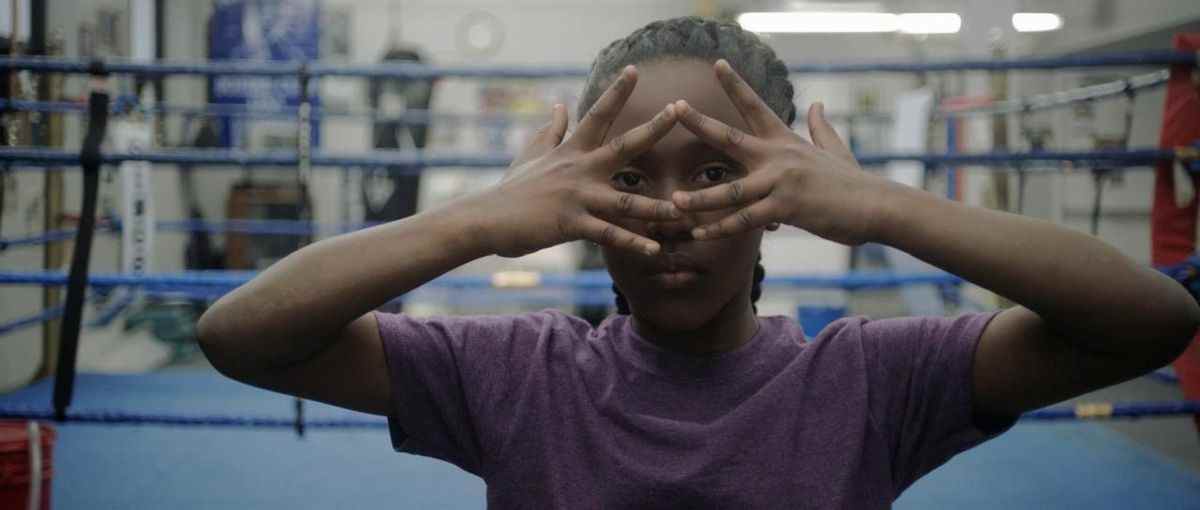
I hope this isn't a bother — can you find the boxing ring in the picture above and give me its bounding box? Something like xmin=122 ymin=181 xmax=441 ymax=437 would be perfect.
xmin=1 ymin=48 xmax=1200 ymax=508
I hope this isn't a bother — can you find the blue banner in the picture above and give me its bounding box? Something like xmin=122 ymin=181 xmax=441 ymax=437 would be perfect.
xmin=208 ymin=0 xmax=320 ymax=148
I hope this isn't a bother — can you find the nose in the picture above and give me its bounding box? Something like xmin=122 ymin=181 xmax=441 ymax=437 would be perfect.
xmin=643 ymin=180 xmax=695 ymax=249
xmin=646 ymin=218 xmax=695 ymax=250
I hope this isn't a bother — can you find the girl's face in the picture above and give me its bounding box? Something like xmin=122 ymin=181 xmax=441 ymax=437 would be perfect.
xmin=599 ymin=59 xmax=765 ymax=332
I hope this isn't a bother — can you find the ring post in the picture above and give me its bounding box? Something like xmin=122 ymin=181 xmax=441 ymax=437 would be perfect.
xmin=52 ymin=61 xmax=110 ymax=422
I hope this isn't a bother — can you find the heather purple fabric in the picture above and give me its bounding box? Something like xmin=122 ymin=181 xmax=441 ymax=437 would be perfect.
xmin=376 ymin=309 xmax=1012 ymax=508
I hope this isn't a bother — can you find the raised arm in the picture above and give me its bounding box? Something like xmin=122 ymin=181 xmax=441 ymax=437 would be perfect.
xmin=668 ymin=59 xmax=1200 ymax=418
xmin=197 ymin=65 xmax=682 ymax=415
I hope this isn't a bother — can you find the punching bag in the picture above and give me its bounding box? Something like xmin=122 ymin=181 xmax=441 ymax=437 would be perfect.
xmin=363 ymin=47 xmax=433 ymax=225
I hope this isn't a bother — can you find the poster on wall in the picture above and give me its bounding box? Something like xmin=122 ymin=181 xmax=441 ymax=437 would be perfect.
xmin=208 ymin=0 xmax=321 ymax=148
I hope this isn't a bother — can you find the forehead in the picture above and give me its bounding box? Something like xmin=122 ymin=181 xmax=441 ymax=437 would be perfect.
xmin=602 ymin=59 xmax=751 ymax=155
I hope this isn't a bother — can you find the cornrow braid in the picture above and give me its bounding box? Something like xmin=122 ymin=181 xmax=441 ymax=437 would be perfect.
xmin=583 ymin=16 xmax=791 ymax=316
xmin=578 ymin=16 xmax=797 ymax=126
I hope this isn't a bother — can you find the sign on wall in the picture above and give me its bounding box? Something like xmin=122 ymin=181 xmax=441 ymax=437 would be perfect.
xmin=208 ymin=0 xmax=321 ymax=148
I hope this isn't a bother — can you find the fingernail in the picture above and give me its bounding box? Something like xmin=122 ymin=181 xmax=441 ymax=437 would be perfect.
xmin=816 ymin=102 xmax=825 ymax=117
xmin=644 ymin=244 xmax=658 ymax=256
xmin=673 ymin=191 xmax=690 ymax=208
xmin=668 ymin=204 xmax=681 ymax=219
xmin=554 ymin=103 xmax=563 ymax=112
xmin=663 ymin=103 xmax=675 ymax=118
xmin=692 ymin=228 xmax=706 ymax=240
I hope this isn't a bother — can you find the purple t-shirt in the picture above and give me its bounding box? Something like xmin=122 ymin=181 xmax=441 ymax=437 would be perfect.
xmin=376 ymin=309 xmax=1013 ymax=508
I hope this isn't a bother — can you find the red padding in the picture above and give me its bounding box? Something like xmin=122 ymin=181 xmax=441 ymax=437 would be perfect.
xmin=0 ymin=421 xmax=54 ymax=510
xmin=1151 ymin=34 xmax=1200 ymax=434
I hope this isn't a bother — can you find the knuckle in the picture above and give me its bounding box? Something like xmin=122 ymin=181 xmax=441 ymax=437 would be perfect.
xmin=728 ymin=181 xmax=744 ymax=202
xmin=650 ymin=112 xmax=665 ymax=133
xmin=557 ymin=214 xmax=576 ymax=240
xmin=725 ymin=125 xmax=745 ymax=148
xmin=617 ymin=192 xmax=634 ymax=213
xmin=737 ymin=209 xmax=753 ymax=229
xmin=600 ymin=224 xmax=616 ymax=245
xmin=607 ymin=134 xmax=627 ymax=158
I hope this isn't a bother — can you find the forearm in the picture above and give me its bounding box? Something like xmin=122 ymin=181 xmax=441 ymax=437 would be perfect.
xmin=197 ymin=195 xmax=494 ymax=368
xmin=874 ymin=182 xmax=1200 ymax=352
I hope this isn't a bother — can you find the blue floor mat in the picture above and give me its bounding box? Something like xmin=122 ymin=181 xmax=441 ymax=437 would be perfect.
xmin=1 ymin=372 xmax=1197 ymax=509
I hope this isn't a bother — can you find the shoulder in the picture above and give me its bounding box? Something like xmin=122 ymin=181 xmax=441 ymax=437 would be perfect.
xmin=374 ymin=308 xmax=593 ymax=339
xmin=811 ymin=312 xmax=999 ymax=349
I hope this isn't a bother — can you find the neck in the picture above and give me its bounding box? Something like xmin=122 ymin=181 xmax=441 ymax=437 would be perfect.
xmin=631 ymin=290 xmax=759 ymax=355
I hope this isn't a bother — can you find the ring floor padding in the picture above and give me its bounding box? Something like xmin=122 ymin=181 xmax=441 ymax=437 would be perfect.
xmin=0 ymin=372 xmax=1196 ymax=509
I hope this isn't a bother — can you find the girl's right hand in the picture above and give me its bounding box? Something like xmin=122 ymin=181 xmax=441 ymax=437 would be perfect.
xmin=477 ymin=65 xmax=682 ymax=258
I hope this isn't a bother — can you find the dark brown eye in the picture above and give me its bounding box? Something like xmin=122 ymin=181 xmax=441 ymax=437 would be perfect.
xmin=699 ymin=165 xmax=729 ymax=183
xmin=612 ymin=172 xmax=643 ymax=189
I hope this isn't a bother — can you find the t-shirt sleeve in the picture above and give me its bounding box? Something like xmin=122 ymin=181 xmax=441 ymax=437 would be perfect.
xmin=859 ymin=311 xmax=1016 ymax=493
xmin=374 ymin=310 xmax=551 ymax=475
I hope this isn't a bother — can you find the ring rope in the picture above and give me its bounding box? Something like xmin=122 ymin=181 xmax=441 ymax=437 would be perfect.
xmin=0 ymin=98 xmax=549 ymax=126
xmin=1147 ymin=369 xmax=1180 ymax=385
xmin=0 ymin=269 xmax=965 ymax=291
xmin=0 ymin=70 xmax=1170 ymax=123
xmin=0 ymin=220 xmax=388 ymax=248
xmin=0 ymin=400 xmax=1194 ymax=428
xmin=0 ymin=50 xmax=1195 ymax=77
xmin=0 ymin=147 xmax=1193 ymax=171
xmin=0 ymin=305 xmax=65 ymax=337
xmin=937 ymin=70 xmax=1170 ymax=118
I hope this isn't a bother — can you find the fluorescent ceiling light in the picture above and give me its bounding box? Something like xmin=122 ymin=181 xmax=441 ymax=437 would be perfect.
xmin=787 ymin=2 xmax=884 ymax=12
xmin=1012 ymin=12 xmax=1062 ymax=32
xmin=898 ymin=13 xmax=961 ymax=34
xmin=738 ymin=11 xmax=961 ymax=34
xmin=738 ymin=12 xmax=898 ymax=33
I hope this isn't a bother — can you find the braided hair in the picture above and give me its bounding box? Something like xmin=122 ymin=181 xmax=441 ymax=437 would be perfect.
xmin=579 ymin=17 xmax=794 ymax=315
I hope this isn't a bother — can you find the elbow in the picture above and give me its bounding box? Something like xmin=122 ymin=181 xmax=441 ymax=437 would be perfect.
xmin=1168 ymin=301 xmax=1200 ymax=362
xmin=1147 ymin=297 xmax=1200 ymax=368
xmin=196 ymin=304 xmax=254 ymax=382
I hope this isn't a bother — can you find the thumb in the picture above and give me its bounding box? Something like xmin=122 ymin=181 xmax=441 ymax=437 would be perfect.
xmin=512 ymin=104 xmax=568 ymax=167
xmin=807 ymin=103 xmax=855 ymax=162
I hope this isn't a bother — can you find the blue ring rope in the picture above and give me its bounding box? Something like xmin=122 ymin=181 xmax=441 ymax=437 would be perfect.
xmin=0 ymin=69 xmax=1171 ymax=123
xmin=0 ymin=306 xmax=65 ymax=337
xmin=1 ymin=50 xmax=1195 ymax=77
xmin=0 ymin=269 xmax=964 ymax=291
xmin=0 ymin=221 xmax=381 ymax=248
xmin=0 ymin=98 xmax=548 ymax=125
xmin=0 ymin=147 xmax=1190 ymax=171
xmin=0 ymin=400 xmax=1193 ymax=428
xmin=1147 ymin=369 xmax=1180 ymax=385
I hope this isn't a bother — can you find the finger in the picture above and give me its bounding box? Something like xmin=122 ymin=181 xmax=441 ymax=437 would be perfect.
xmin=597 ymin=103 xmax=678 ymax=166
xmin=691 ymin=199 xmax=780 ymax=241
xmin=714 ymin=59 xmax=789 ymax=137
xmin=807 ymin=102 xmax=855 ymax=162
xmin=573 ymin=215 xmax=660 ymax=256
xmin=583 ymin=186 xmax=680 ymax=221
xmin=572 ymin=65 xmax=637 ymax=149
xmin=674 ymin=100 xmax=760 ymax=162
xmin=512 ymin=104 xmax=568 ymax=167
xmin=671 ymin=170 xmax=774 ymax=212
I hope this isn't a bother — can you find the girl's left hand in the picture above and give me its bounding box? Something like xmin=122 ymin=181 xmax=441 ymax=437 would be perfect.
xmin=671 ymin=60 xmax=894 ymax=246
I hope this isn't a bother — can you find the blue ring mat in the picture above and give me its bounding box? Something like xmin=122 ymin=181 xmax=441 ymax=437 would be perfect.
xmin=1 ymin=372 xmax=1197 ymax=509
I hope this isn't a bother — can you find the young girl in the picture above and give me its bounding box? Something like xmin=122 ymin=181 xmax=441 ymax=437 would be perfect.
xmin=197 ymin=17 xmax=1199 ymax=508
